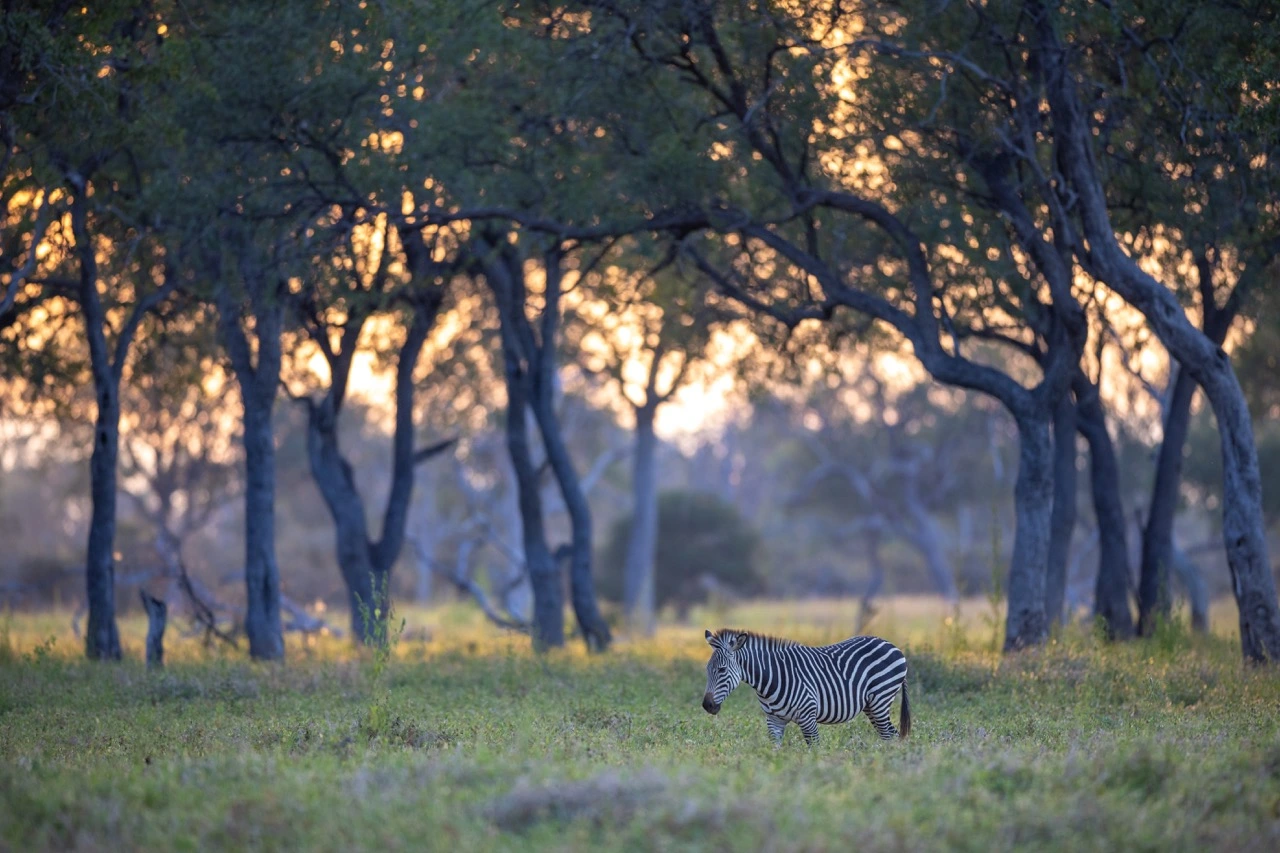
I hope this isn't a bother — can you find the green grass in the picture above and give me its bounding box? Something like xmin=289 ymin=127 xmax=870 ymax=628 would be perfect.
xmin=1 ymin=599 xmax=1278 ymax=851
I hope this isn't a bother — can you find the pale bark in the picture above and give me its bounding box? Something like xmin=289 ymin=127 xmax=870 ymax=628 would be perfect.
xmin=902 ymin=488 xmax=961 ymax=604
xmin=623 ymin=404 xmax=659 ymax=634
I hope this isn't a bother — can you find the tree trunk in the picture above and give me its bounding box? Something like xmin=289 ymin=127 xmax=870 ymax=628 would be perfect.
xmin=1004 ymin=414 xmax=1053 ymax=651
xmin=622 ymin=402 xmax=660 ymax=635
xmin=855 ymin=526 xmax=887 ymax=634
xmin=1046 ymin=393 xmax=1078 ymax=627
xmin=241 ymin=395 xmax=285 ymax=659
xmin=305 ymin=399 xmax=383 ymax=641
xmin=218 ymin=277 xmax=285 ymax=662
xmin=484 ymin=239 xmax=565 ymax=649
xmin=1139 ymin=367 xmax=1195 ymax=634
xmin=1140 ymin=277 xmax=1233 ymax=638
xmin=532 ymin=383 xmax=612 ymax=651
xmin=1075 ymin=379 xmax=1135 ymax=640
xmin=84 ymin=382 xmax=123 ymax=660
xmin=71 ymin=192 xmax=122 ymax=661
xmin=301 ymin=301 xmax=435 ymax=643
xmin=1038 ymin=12 xmax=1280 ymax=661
xmin=506 ymin=243 xmax=610 ymax=651
xmin=504 ymin=382 xmax=564 ymax=649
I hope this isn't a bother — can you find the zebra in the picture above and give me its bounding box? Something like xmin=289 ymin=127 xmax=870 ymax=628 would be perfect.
xmin=701 ymin=628 xmax=911 ymax=746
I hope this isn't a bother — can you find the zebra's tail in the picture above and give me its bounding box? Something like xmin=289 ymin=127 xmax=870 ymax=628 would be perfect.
xmin=898 ymin=683 xmax=911 ymax=739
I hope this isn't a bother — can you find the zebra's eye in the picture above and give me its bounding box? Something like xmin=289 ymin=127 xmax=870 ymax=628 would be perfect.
xmin=717 ymin=666 xmax=727 ymax=674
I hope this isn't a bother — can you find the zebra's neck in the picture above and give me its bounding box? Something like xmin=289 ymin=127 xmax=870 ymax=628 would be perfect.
xmin=736 ymin=635 xmax=782 ymax=692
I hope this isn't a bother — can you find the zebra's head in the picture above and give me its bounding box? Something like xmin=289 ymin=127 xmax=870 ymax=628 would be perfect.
xmin=702 ymin=629 xmax=746 ymax=715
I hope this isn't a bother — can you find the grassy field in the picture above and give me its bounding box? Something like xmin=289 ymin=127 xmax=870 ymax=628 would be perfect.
xmin=2 ymin=597 xmax=1278 ymax=851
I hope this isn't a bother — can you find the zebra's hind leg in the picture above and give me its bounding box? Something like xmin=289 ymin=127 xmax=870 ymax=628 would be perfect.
xmin=798 ymin=718 xmax=820 ymax=746
xmin=864 ymin=694 xmax=898 ymax=740
xmin=765 ymin=713 xmax=787 ymax=747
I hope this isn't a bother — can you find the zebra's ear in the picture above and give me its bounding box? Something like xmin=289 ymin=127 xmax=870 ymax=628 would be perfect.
xmin=705 ymin=629 xmax=716 ymax=645
xmin=729 ymin=633 xmax=746 ymax=651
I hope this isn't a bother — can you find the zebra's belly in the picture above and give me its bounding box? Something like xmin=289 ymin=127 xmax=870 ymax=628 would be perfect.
xmin=760 ymin=691 xmax=862 ymax=724
xmin=815 ymin=704 xmax=861 ymax=725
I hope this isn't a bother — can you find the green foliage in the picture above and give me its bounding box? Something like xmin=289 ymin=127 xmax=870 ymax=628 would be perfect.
xmin=355 ymin=575 xmax=406 ymax=741
xmin=1 ymin=610 xmax=1279 ymax=850
xmin=597 ymin=490 xmax=762 ymax=610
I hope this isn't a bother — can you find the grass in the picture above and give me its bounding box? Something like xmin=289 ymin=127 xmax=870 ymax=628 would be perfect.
xmin=1 ymin=597 xmax=1278 ymax=851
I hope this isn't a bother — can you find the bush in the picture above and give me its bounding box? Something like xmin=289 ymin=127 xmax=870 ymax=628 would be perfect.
xmin=597 ymin=490 xmax=762 ymax=613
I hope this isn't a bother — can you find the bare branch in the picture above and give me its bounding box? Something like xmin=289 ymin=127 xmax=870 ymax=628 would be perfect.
xmin=0 ymin=196 xmax=58 ymax=319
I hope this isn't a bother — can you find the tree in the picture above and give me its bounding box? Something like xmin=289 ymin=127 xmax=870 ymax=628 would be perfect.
xmin=475 ymin=233 xmax=612 ymax=650
xmin=173 ymin=0 xmax=416 ymax=658
xmin=211 ymin=235 xmax=286 ymax=660
xmin=583 ymin=0 xmax=1087 ymax=650
xmin=1 ymin=2 xmax=181 ymax=658
xmin=291 ymin=220 xmax=454 ymax=642
xmin=784 ymin=363 xmax=982 ymax=604
xmin=1027 ymin=0 xmax=1280 ymax=660
xmin=567 ymin=256 xmax=720 ymax=634
xmin=118 ymin=304 xmax=243 ymax=641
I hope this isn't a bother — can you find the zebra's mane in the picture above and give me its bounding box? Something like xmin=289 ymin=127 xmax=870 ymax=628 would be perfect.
xmin=718 ymin=629 xmax=803 ymax=650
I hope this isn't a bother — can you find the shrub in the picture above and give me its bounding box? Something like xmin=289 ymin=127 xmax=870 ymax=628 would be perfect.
xmin=597 ymin=490 xmax=763 ymax=614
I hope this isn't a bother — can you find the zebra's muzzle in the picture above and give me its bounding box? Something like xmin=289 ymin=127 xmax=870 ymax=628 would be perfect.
xmin=702 ymin=694 xmax=720 ymax=715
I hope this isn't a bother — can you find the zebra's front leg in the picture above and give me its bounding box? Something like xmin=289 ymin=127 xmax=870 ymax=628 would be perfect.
xmin=765 ymin=713 xmax=787 ymax=747
xmin=798 ymin=718 xmax=820 ymax=746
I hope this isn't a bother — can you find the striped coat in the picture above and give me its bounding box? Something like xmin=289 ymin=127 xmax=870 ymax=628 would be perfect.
xmin=702 ymin=629 xmax=910 ymax=745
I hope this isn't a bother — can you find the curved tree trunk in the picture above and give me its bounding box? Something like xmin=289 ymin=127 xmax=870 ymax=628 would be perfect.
xmin=1075 ymin=377 xmax=1135 ymax=640
xmin=485 ymin=240 xmax=565 ymax=650
xmin=300 ymin=294 xmax=438 ymax=643
xmin=503 ymin=378 xmax=563 ymax=649
xmin=531 ymin=361 xmax=612 ymax=652
xmin=1046 ymin=393 xmax=1078 ymax=628
xmin=1038 ymin=11 xmax=1280 ymax=662
xmin=1004 ymin=414 xmax=1054 ymax=650
xmin=1141 ymin=278 xmax=1234 ymax=636
xmin=305 ymin=400 xmax=382 ymax=639
xmin=622 ymin=402 xmax=660 ymax=635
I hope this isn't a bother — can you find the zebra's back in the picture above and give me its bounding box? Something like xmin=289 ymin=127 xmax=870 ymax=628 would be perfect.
xmin=768 ymin=636 xmax=907 ymax=725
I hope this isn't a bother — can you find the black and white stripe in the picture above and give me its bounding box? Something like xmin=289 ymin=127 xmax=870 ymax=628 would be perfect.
xmin=702 ymin=629 xmax=911 ymax=746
